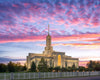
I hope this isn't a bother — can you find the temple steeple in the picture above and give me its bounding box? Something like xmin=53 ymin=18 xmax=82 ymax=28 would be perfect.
xmin=46 ymin=24 xmax=51 ymax=47
xmin=48 ymin=24 xmax=50 ymax=35
xmin=43 ymin=24 xmax=53 ymax=55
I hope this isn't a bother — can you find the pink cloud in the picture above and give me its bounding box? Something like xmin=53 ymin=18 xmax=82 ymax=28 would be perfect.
xmin=79 ymin=61 xmax=89 ymax=67
xmin=0 ymin=2 xmax=100 ymax=44
xmin=23 ymin=3 xmax=30 ymax=7
xmin=79 ymin=56 xmax=100 ymax=67
xmin=0 ymin=35 xmax=46 ymax=43
xmin=12 ymin=4 xmax=19 ymax=8
xmin=56 ymin=18 xmax=65 ymax=24
xmin=70 ymin=18 xmax=80 ymax=25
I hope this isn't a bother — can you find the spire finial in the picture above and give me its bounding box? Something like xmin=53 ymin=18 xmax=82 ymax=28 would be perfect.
xmin=48 ymin=24 xmax=49 ymax=35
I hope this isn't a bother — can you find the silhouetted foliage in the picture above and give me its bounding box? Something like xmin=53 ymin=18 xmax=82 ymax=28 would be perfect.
xmin=87 ymin=60 xmax=100 ymax=71
xmin=53 ymin=66 xmax=60 ymax=72
xmin=78 ymin=66 xmax=86 ymax=71
xmin=15 ymin=62 xmax=23 ymax=72
xmin=8 ymin=61 xmax=15 ymax=72
xmin=61 ymin=67 xmax=67 ymax=72
xmin=0 ymin=61 xmax=27 ymax=72
xmin=30 ymin=61 xmax=36 ymax=72
xmin=48 ymin=67 xmax=53 ymax=72
xmin=0 ymin=63 xmax=7 ymax=72
xmin=22 ymin=64 xmax=27 ymax=71
xmin=38 ymin=57 xmax=48 ymax=72
xmin=65 ymin=62 xmax=67 ymax=68
xmin=87 ymin=60 xmax=95 ymax=69
xmin=72 ymin=63 xmax=76 ymax=68
xmin=72 ymin=63 xmax=77 ymax=71
xmin=1 ymin=60 xmax=100 ymax=73
xmin=95 ymin=64 xmax=100 ymax=71
xmin=67 ymin=67 xmax=72 ymax=72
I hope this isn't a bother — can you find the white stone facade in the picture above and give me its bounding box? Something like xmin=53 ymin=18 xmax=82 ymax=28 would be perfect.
xmin=27 ymin=25 xmax=79 ymax=69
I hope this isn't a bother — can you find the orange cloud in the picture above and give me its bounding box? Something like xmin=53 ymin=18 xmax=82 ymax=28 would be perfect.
xmin=79 ymin=56 xmax=100 ymax=61
xmin=79 ymin=61 xmax=89 ymax=67
xmin=79 ymin=56 xmax=100 ymax=67
xmin=1 ymin=33 xmax=100 ymax=44
xmin=39 ymin=43 xmax=100 ymax=49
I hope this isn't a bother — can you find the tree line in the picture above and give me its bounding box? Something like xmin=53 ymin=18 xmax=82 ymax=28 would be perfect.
xmin=30 ymin=58 xmax=100 ymax=72
xmin=0 ymin=61 xmax=27 ymax=72
xmin=0 ymin=58 xmax=100 ymax=72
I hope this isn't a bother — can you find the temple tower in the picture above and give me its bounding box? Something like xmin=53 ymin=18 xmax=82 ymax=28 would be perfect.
xmin=46 ymin=24 xmax=51 ymax=49
xmin=43 ymin=24 xmax=53 ymax=56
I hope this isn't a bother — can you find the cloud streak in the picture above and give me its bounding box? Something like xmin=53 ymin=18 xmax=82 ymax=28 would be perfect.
xmin=0 ymin=0 xmax=100 ymax=44
xmin=0 ymin=57 xmax=25 ymax=64
xmin=0 ymin=0 xmax=100 ymax=63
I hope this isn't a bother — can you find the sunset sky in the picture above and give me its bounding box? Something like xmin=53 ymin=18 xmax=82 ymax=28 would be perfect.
xmin=0 ymin=0 xmax=100 ymax=66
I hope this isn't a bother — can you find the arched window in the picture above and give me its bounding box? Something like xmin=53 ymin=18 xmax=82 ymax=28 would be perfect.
xmin=58 ymin=55 xmax=61 ymax=66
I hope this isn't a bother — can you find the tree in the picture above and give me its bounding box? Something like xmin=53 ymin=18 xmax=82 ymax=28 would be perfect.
xmin=61 ymin=67 xmax=67 ymax=72
xmin=22 ymin=64 xmax=27 ymax=71
xmin=15 ymin=62 xmax=22 ymax=72
xmin=72 ymin=63 xmax=76 ymax=71
xmin=0 ymin=63 xmax=7 ymax=72
xmin=7 ymin=61 xmax=15 ymax=72
xmin=72 ymin=63 xmax=75 ymax=68
xmin=53 ymin=66 xmax=60 ymax=72
xmin=87 ymin=60 xmax=96 ymax=69
xmin=95 ymin=64 xmax=100 ymax=71
xmin=78 ymin=66 xmax=86 ymax=71
xmin=65 ymin=62 xmax=67 ymax=68
xmin=86 ymin=60 xmax=100 ymax=71
xmin=30 ymin=61 xmax=36 ymax=72
xmin=48 ymin=67 xmax=53 ymax=72
xmin=49 ymin=59 xmax=52 ymax=67
xmin=38 ymin=57 xmax=48 ymax=72
xmin=67 ymin=67 xmax=72 ymax=72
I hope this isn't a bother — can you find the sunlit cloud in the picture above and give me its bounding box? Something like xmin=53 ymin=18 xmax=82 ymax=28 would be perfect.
xmin=0 ymin=0 xmax=100 ymax=65
xmin=79 ymin=61 xmax=89 ymax=67
xmin=79 ymin=56 xmax=100 ymax=61
xmin=79 ymin=56 xmax=100 ymax=67
xmin=38 ymin=42 xmax=100 ymax=50
xmin=0 ymin=56 xmax=26 ymax=65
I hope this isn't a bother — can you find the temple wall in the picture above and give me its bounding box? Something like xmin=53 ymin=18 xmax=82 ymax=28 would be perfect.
xmin=26 ymin=25 xmax=79 ymax=69
xmin=27 ymin=56 xmax=31 ymax=69
xmin=27 ymin=53 xmax=79 ymax=69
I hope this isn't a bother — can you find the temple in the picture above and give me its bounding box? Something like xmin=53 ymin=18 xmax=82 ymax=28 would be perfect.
xmin=26 ymin=25 xmax=79 ymax=69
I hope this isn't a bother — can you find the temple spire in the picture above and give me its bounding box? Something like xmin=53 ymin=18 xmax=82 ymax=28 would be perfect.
xmin=48 ymin=24 xmax=49 ymax=35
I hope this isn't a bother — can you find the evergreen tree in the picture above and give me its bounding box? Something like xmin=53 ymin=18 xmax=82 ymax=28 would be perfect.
xmin=30 ymin=61 xmax=36 ymax=72
xmin=0 ymin=63 xmax=7 ymax=72
xmin=48 ymin=67 xmax=53 ymax=72
xmin=38 ymin=57 xmax=48 ymax=72
xmin=67 ymin=67 xmax=72 ymax=72
xmin=53 ymin=66 xmax=60 ymax=72
xmin=87 ymin=61 xmax=100 ymax=71
xmin=87 ymin=60 xmax=93 ymax=68
xmin=15 ymin=62 xmax=22 ymax=72
xmin=95 ymin=64 xmax=100 ymax=71
xmin=65 ymin=62 xmax=67 ymax=68
xmin=61 ymin=67 xmax=67 ymax=72
xmin=72 ymin=63 xmax=76 ymax=71
xmin=22 ymin=64 xmax=27 ymax=71
xmin=87 ymin=60 xmax=97 ymax=69
xmin=7 ymin=61 xmax=15 ymax=72
xmin=72 ymin=63 xmax=75 ymax=68
xmin=50 ymin=59 xmax=52 ymax=67
xmin=78 ymin=66 xmax=86 ymax=71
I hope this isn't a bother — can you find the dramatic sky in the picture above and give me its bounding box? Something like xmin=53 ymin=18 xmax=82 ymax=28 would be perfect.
xmin=0 ymin=0 xmax=100 ymax=66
